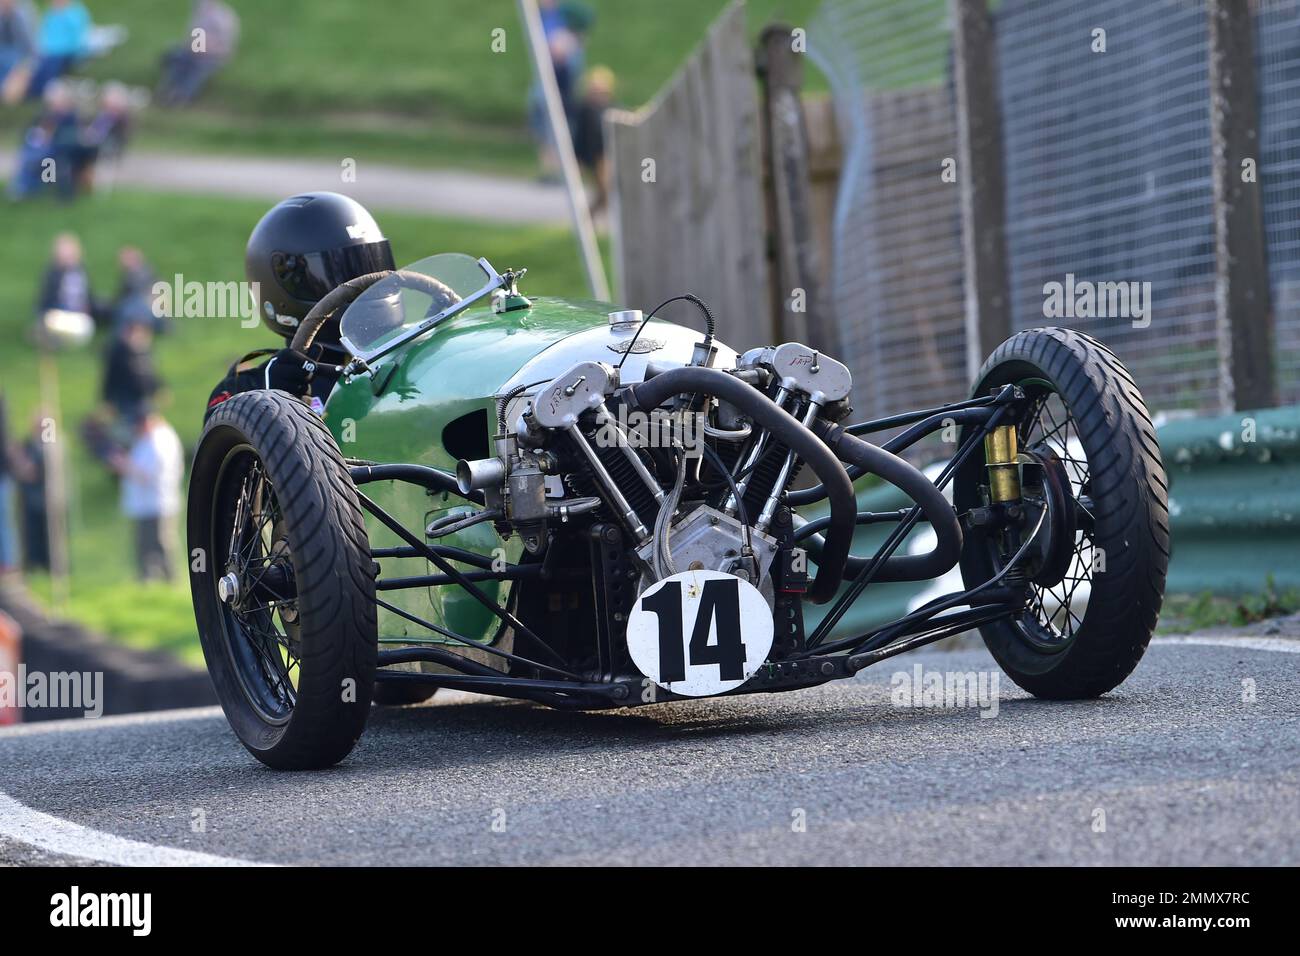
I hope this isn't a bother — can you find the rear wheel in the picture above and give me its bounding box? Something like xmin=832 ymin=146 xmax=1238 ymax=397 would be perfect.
xmin=956 ymin=328 xmax=1169 ymax=698
xmin=189 ymin=390 xmax=377 ymax=768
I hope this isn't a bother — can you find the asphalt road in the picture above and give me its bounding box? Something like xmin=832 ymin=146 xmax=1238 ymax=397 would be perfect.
xmin=0 ymin=151 xmax=570 ymax=225
xmin=1 ymin=634 xmax=1296 ymax=866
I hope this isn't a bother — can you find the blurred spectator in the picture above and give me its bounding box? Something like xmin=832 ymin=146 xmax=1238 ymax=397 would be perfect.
xmin=110 ymin=409 xmax=182 ymax=583
xmin=78 ymin=407 xmax=117 ymax=468
xmin=28 ymin=0 xmax=91 ymax=100
xmin=0 ymin=0 xmax=36 ymax=101
xmin=8 ymin=79 xmax=78 ymax=200
xmin=0 ymin=391 xmax=15 ymax=576
xmin=158 ymin=0 xmax=239 ymax=106
xmin=72 ymin=81 xmax=133 ymax=191
xmin=572 ymin=65 xmax=615 ymax=214
xmin=15 ymin=412 xmax=49 ymax=573
xmin=36 ymin=232 xmax=95 ymax=320
xmin=102 ymin=318 xmax=162 ymax=422
xmin=527 ymin=0 xmax=588 ymax=181
xmin=109 ymin=246 xmax=164 ymax=334
xmin=559 ymin=2 xmax=593 ymax=72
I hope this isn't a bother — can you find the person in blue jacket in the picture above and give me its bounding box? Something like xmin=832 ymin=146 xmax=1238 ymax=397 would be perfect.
xmin=9 ymin=80 xmax=79 ymax=200
xmin=27 ymin=0 xmax=90 ymax=99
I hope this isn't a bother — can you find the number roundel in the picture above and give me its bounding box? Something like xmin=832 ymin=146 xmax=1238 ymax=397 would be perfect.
xmin=626 ymin=569 xmax=774 ymax=698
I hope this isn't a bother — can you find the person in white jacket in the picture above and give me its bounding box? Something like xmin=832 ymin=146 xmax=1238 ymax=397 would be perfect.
xmin=112 ymin=409 xmax=183 ymax=582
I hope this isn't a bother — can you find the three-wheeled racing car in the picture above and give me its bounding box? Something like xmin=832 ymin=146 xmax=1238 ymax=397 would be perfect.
xmin=188 ymin=253 xmax=1169 ymax=768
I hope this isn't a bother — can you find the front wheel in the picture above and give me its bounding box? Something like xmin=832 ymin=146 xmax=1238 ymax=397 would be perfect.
xmin=188 ymin=390 xmax=377 ymax=769
xmin=956 ymin=328 xmax=1170 ymax=699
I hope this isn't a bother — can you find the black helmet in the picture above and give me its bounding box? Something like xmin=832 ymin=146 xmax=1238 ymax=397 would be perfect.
xmin=245 ymin=192 xmax=396 ymax=343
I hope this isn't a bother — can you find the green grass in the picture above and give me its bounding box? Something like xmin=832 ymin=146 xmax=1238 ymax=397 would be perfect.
xmin=1158 ymin=578 xmax=1300 ymax=634
xmin=0 ymin=0 xmax=823 ymax=173
xmin=1 ymin=188 xmax=594 ymax=661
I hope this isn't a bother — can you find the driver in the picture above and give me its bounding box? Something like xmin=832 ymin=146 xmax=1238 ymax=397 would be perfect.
xmin=204 ymin=191 xmax=396 ymax=422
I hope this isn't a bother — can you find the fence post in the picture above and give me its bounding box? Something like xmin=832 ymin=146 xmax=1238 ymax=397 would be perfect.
xmin=1208 ymin=0 xmax=1277 ymax=411
xmin=950 ymin=0 xmax=1010 ymax=378
xmin=604 ymin=1 xmax=770 ymax=345
xmin=758 ymin=24 xmax=828 ymax=348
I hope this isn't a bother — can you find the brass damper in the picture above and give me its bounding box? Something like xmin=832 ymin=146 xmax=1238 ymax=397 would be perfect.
xmin=983 ymin=425 xmax=1021 ymax=503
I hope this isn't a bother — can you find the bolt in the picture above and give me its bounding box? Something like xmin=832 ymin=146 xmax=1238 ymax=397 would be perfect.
xmin=217 ymin=572 xmax=240 ymax=604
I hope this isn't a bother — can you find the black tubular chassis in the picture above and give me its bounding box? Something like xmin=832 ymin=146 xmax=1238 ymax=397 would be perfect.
xmin=349 ymin=382 xmax=1053 ymax=711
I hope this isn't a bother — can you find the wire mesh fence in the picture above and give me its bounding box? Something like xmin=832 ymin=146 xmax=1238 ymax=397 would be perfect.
xmin=1257 ymin=0 xmax=1300 ymax=406
xmin=808 ymin=0 xmax=1300 ymax=418
xmin=996 ymin=0 xmax=1219 ymax=412
xmin=807 ymin=0 xmax=965 ymax=427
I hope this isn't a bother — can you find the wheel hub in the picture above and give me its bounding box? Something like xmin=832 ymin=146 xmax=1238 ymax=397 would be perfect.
xmin=217 ymin=572 xmax=241 ymax=604
xmin=1020 ymin=447 xmax=1077 ymax=589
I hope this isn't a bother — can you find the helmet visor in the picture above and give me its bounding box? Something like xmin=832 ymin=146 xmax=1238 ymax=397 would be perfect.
xmin=272 ymin=240 xmax=395 ymax=305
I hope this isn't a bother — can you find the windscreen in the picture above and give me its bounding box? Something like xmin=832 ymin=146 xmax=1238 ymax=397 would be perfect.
xmin=339 ymin=253 xmax=495 ymax=360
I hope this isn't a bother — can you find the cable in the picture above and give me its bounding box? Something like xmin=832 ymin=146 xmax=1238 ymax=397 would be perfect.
xmin=425 ymin=508 xmax=502 ymax=540
xmin=497 ymin=379 xmax=551 ymax=433
xmin=616 ymin=293 xmax=717 ymax=372
xmin=651 ymin=445 xmax=689 ymax=580
xmin=700 ymin=442 xmax=752 ymax=555
xmin=703 ymin=421 xmax=752 ymax=441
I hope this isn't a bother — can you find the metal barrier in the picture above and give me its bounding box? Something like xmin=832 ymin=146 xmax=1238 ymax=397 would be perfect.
xmin=1160 ymin=405 xmax=1300 ymax=595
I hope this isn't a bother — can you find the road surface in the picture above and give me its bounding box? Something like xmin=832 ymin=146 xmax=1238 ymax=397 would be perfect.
xmin=1 ymin=634 xmax=1296 ymax=866
xmin=0 ymin=151 xmax=569 ymax=225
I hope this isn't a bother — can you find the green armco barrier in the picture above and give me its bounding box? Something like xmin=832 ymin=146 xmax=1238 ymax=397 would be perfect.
xmin=802 ymin=403 xmax=1300 ymax=639
xmin=1160 ymin=404 xmax=1300 ymax=595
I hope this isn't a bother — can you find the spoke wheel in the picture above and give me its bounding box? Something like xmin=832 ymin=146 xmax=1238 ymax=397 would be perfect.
xmin=1011 ymin=389 xmax=1096 ymax=651
xmin=189 ymin=390 xmax=377 ymax=769
xmin=214 ymin=453 xmax=301 ymax=724
xmin=955 ymin=328 xmax=1169 ymax=699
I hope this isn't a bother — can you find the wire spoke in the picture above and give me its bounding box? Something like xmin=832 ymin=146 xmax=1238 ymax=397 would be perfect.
xmin=1013 ymin=386 xmax=1097 ymax=645
xmin=219 ymin=455 xmax=300 ymax=715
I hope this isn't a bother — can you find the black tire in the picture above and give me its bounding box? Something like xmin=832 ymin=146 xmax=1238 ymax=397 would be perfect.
xmin=188 ymin=390 xmax=377 ymax=769
xmin=373 ymin=682 xmax=438 ymax=706
xmin=955 ymin=328 xmax=1169 ymax=699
